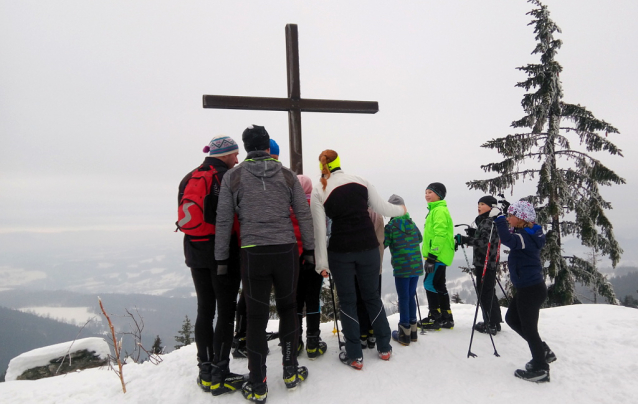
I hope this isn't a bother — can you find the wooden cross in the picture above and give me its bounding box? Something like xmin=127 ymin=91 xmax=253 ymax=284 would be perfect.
xmin=203 ymin=24 xmax=378 ymax=174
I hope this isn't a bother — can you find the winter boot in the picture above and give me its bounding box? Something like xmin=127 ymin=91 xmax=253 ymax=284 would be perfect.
xmin=359 ymin=334 xmax=368 ymax=350
xmin=474 ymin=321 xmax=499 ymax=335
xmin=410 ymin=322 xmax=419 ymax=342
xmin=283 ymin=365 xmax=308 ymax=390
xmin=525 ymin=342 xmax=557 ymax=371
xmin=232 ymin=336 xmax=248 ymax=359
xmin=391 ymin=324 xmax=411 ymax=346
xmin=241 ymin=381 xmax=268 ymax=402
xmin=306 ymin=332 xmax=327 ymax=360
xmin=515 ymin=367 xmax=550 ymax=383
xmin=419 ymin=310 xmax=442 ymax=331
xmin=440 ymin=311 xmax=454 ymax=329
xmin=378 ymin=347 xmax=392 ymax=361
xmin=210 ymin=360 xmax=247 ymax=396
xmin=367 ymin=330 xmax=376 ymax=349
xmin=197 ymin=362 xmax=213 ymax=392
xmin=339 ymin=351 xmax=363 ymax=370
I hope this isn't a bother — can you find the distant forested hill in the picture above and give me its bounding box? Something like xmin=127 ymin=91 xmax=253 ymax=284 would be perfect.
xmin=0 ymin=306 xmax=101 ymax=381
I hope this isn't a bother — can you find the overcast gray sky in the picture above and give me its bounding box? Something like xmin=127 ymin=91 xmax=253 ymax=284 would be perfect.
xmin=2 ymin=0 xmax=637 ymax=268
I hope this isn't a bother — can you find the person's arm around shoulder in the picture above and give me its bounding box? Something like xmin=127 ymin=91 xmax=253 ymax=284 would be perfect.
xmin=365 ymin=180 xmax=405 ymax=217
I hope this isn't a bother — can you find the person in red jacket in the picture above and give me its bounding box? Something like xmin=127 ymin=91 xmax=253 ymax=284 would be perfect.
xmin=292 ymin=175 xmax=327 ymax=359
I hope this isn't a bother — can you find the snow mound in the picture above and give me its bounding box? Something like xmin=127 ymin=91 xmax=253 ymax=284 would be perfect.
xmin=5 ymin=337 xmax=110 ymax=381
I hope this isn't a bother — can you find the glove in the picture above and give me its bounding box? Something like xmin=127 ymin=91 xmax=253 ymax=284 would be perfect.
xmin=216 ymin=260 xmax=229 ymax=276
xmin=424 ymin=254 xmax=437 ymax=274
xmin=499 ymin=200 xmax=511 ymax=213
xmin=301 ymin=250 xmax=315 ymax=271
xmin=466 ymin=227 xmax=476 ymax=237
xmin=454 ymin=234 xmax=469 ymax=246
xmin=489 ymin=206 xmax=502 ymax=218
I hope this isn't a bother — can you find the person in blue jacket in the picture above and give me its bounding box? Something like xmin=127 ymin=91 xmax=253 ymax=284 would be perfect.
xmin=492 ymin=200 xmax=556 ymax=383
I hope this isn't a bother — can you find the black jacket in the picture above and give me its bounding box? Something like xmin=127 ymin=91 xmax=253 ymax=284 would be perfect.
xmin=178 ymin=157 xmax=239 ymax=269
xmin=467 ymin=212 xmax=500 ymax=271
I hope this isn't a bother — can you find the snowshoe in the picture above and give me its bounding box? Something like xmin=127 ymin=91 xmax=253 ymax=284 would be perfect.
xmin=474 ymin=321 xmax=499 ymax=335
xmin=339 ymin=351 xmax=363 ymax=370
xmin=232 ymin=337 xmax=248 ymax=359
xmin=367 ymin=334 xmax=376 ymax=349
xmin=514 ymin=367 xmax=550 ymax=383
xmin=241 ymin=381 xmax=268 ymax=402
xmin=210 ymin=360 xmax=247 ymax=396
xmin=283 ymin=365 xmax=308 ymax=390
xmin=419 ymin=316 xmax=441 ymax=331
xmin=197 ymin=362 xmax=213 ymax=392
xmin=306 ymin=333 xmax=327 ymax=360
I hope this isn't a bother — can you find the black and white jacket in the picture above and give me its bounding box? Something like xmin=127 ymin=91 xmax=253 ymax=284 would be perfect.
xmin=310 ymin=170 xmax=404 ymax=274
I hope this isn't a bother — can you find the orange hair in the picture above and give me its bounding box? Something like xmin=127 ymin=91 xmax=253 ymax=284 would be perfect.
xmin=319 ymin=149 xmax=338 ymax=191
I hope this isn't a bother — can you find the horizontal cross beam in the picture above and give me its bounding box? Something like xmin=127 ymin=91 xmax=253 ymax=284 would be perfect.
xmin=203 ymin=95 xmax=378 ymax=114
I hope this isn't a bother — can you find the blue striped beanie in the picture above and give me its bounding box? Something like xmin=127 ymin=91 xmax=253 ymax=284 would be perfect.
xmin=203 ymin=135 xmax=239 ymax=157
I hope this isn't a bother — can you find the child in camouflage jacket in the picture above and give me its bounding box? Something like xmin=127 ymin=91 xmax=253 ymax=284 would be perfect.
xmin=384 ymin=194 xmax=423 ymax=346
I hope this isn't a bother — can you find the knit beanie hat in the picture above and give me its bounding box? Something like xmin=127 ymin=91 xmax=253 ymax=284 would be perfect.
xmin=242 ymin=125 xmax=270 ymax=152
xmin=297 ymin=174 xmax=313 ymax=196
xmin=507 ymin=200 xmax=536 ymax=222
xmin=388 ymin=194 xmax=404 ymax=205
xmin=203 ymin=135 xmax=239 ymax=157
xmin=269 ymin=139 xmax=280 ymax=156
xmin=478 ymin=195 xmax=498 ymax=207
xmin=426 ymin=182 xmax=447 ymax=200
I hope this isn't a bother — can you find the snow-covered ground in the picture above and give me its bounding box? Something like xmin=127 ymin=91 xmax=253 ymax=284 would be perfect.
xmin=1 ymin=303 xmax=636 ymax=404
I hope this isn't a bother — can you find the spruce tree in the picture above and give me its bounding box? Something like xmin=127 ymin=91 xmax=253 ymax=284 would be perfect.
xmin=467 ymin=0 xmax=624 ymax=306
xmin=174 ymin=315 xmax=193 ymax=349
xmin=151 ymin=335 xmax=163 ymax=355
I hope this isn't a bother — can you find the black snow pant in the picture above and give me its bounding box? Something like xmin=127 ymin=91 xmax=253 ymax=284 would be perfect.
xmin=329 ymin=248 xmax=391 ymax=359
xmin=190 ymin=262 xmax=241 ymax=365
xmin=241 ymin=244 xmax=300 ymax=386
xmin=474 ymin=265 xmax=502 ymax=326
xmin=355 ymin=274 xmax=382 ymax=339
xmin=423 ymin=263 xmax=451 ymax=316
xmin=506 ymin=281 xmax=548 ymax=370
xmin=296 ymin=256 xmax=325 ymax=338
xmin=235 ymin=291 xmax=247 ymax=338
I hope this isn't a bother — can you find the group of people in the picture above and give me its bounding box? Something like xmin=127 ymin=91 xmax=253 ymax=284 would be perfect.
xmin=178 ymin=125 xmax=556 ymax=403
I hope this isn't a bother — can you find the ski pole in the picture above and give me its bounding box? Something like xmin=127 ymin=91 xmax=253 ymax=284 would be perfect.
xmin=496 ymin=277 xmax=511 ymax=306
xmin=467 ymin=220 xmax=500 ymax=358
xmin=415 ymin=293 xmax=426 ymax=335
xmin=328 ymin=273 xmax=345 ymax=350
xmin=459 ymin=244 xmax=479 ymax=296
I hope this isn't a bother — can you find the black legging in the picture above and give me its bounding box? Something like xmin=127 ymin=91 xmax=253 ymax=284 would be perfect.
xmin=241 ymin=243 xmax=300 ymax=386
xmin=474 ymin=265 xmax=502 ymax=326
xmin=505 ymin=281 xmax=548 ymax=370
xmin=296 ymin=258 xmax=325 ymax=337
xmin=190 ymin=264 xmax=241 ymax=364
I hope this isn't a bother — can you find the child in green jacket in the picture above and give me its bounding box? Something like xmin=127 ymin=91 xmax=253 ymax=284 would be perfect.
xmin=384 ymin=194 xmax=424 ymax=346
xmin=420 ymin=182 xmax=456 ymax=330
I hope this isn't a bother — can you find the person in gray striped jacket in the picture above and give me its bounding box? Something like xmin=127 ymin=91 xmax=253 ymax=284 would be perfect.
xmin=215 ymin=125 xmax=314 ymax=402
